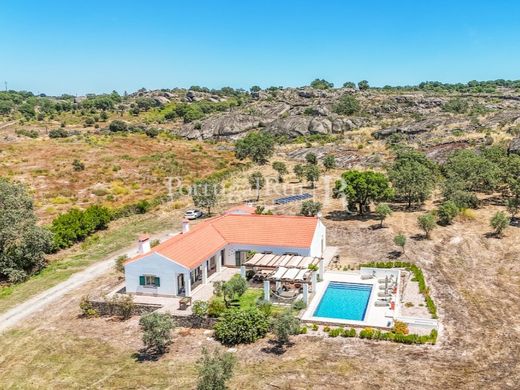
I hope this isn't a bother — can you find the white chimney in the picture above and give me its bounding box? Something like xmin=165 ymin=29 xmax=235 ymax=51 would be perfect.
xmin=182 ymin=219 xmax=190 ymax=234
xmin=138 ymin=234 xmax=151 ymax=254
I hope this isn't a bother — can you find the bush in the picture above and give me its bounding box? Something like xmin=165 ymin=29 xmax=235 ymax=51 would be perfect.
xmin=79 ymin=295 xmax=98 ymax=318
xmin=50 ymin=204 xmax=112 ymax=249
xmin=256 ymin=299 xmax=273 ymax=316
xmin=490 ymin=211 xmax=510 ymax=237
xmin=299 ymin=326 xmax=308 ymax=334
xmin=207 ymin=298 xmax=227 ymax=318
xmin=292 ymin=299 xmax=307 ymax=310
xmin=333 ymin=94 xmax=360 ymax=115
xmin=341 ymin=328 xmax=357 ymax=337
xmin=49 ymin=128 xmax=70 ymax=138
xmin=437 ymin=200 xmax=459 ymax=225
xmin=192 ymin=300 xmax=209 ymax=326
xmin=109 ymin=120 xmax=128 ymax=132
xmin=104 ymin=294 xmax=135 ymax=319
xmin=393 ymin=320 xmax=409 ymax=335
xmin=150 ymin=239 xmax=161 ymax=247
xmin=300 ymin=200 xmax=322 ymax=217
xmin=328 ymin=328 xmax=341 ymax=337
xmin=311 ymin=324 xmax=319 ymax=331
xmin=115 ymin=254 xmax=128 ymax=273
xmin=213 ymin=308 xmax=270 ymax=346
xmin=323 ymin=326 xmax=331 ymax=333
xmin=235 ymin=131 xmax=275 ymax=165
xmin=72 ymin=159 xmax=85 ymax=171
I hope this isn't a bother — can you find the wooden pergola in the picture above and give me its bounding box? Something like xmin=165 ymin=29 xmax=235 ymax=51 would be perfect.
xmin=243 ymin=253 xmax=321 ymax=305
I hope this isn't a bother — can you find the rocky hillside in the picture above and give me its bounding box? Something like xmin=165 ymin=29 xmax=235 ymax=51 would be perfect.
xmin=172 ymin=87 xmax=520 ymax=146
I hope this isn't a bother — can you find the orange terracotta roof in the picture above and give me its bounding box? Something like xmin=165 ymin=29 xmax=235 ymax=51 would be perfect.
xmin=126 ymin=214 xmax=319 ymax=269
xmin=224 ymin=204 xmax=256 ymax=215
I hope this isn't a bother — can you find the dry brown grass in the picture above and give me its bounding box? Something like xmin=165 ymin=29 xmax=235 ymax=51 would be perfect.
xmin=0 ymin=133 xmax=235 ymax=222
xmin=1 ymin=193 xmax=520 ymax=388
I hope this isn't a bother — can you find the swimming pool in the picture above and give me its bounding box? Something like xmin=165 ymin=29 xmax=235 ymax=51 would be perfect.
xmin=313 ymin=282 xmax=372 ymax=321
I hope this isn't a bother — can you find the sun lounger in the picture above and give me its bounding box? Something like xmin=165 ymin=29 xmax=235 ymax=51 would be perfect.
xmin=377 ymin=292 xmax=392 ymax=298
xmin=360 ymin=274 xmax=374 ymax=280
xmin=375 ymin=300 xmax=390 ymax=307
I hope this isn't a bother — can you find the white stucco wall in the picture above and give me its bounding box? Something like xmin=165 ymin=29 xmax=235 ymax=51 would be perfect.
xmin=125 ymin=253 xmax=189 ymax=296
xmin=310 ymin=219 xmax=327 ymax=257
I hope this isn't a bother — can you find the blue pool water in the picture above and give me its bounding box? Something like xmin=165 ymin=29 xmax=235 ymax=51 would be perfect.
xmin=313 ymin=282 xmax=372 ymax=321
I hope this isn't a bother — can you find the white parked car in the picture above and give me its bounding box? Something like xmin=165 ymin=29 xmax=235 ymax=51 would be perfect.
xmin=184 ymin=209 xmax=203 ymax=220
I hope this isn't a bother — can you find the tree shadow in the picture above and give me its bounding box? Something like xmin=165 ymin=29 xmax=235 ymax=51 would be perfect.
xmin=410 ymin=234 xmax=427 ymax=241
xmin=325 ymin=210 xmax=378 ymax=222
xmin=387 ymin=250 xmax=403 ymax=260
xmin=389 ymin=203 xmax=426 ymax=212
xmin=484 ymin=232 xmax=502 ymax=239
xmin=261 ymin=339 xmax=294 ymax=355
xmin=132 ymin=348 xmax=165 ymax=363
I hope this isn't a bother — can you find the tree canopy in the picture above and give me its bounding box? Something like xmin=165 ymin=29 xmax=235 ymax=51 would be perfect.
xmin=0 ymin=179 xmax=52 ymax=282
xmin=334 ymin=170 xmax=393 ymax=214
xmin=388 ymin=148 xmax=436 ymax=208
xmin=235 ymin=131 xmax=275 ymax=165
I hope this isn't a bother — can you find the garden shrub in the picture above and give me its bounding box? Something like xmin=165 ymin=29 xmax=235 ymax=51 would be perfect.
xmin=79 ymin=295 xmax=98 ymax=318
xmin=299 ymin=326 xmax=308 ymax=334
xmin=115 ymin=254 xmax=128 ymax=273
xmin=328 ymin=328 xmax=341 ymax=337
xmin=323 ymin=326 xmax=331 ymax=333
xmin=292 ymin=299 xmax=307 ymax=311
xmin=341 ymin=328 xmax=357 ymax=337
xmin=213 ymin=307 xmax=270 ymax=346
xmin=207 ymin=298 xmax=226 ymax=318
xmin=311 ymin=324 xmax=319 ymax=331
xmin=393 ymin=320 xmax=409 ymax=335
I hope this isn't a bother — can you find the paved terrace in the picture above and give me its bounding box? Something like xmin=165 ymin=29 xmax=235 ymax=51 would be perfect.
xmin=116 ymin=267 xmax=240 ymax=316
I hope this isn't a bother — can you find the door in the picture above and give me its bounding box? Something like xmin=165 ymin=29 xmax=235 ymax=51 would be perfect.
xmin=235 ymin=251 xmax=247 ymax=266
xmin=221 ymin=249 xmax=225 ymax=266
xmin=177 ymin=274 xmax=185 ymax=295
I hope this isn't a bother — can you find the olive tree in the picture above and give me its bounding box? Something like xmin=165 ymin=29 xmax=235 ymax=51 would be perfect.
xmin=393 ymin=233 xmax=406 ymax=255
xmin=417 ymin=213 xmax=436 ymax=239
xmin=248 ymin=172 xmax=266 ymax=201
xmin=196 ymin=347 xmax=236 ymax=390
xmin=375 ymin=203 xmax=392 ymax=228
xmin=305 ymin=164 xmax=320 ymax=189
xmin=272 ymin=161 xmax=288 ymax=183
xmin=490 ymin=211 xmax=510 ymax=238
xmin=139 ymin=312 xmax=175 ymax=354
xmin=192 ymin=179 xmax=221 ymax=216
xmin=300 ymin=200 xmax=322 ymax=217
xmin=272 ymin=309 xmax=300 ymax=346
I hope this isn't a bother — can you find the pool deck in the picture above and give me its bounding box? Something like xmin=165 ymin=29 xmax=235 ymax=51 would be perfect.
xmin=301 ymin=270 xmax=400 ymax=329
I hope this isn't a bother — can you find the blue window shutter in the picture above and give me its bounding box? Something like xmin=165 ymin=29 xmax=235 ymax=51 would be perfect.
xmin=155 ymin=277 xmax=160 ymax=287
xmin=139 ymin=275 xmax=145 ymax=286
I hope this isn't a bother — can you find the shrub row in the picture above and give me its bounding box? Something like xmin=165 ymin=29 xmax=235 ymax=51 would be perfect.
xmin=50 ymin=195 xmax=167 ymax=251
xmin=362 ymin=261 xmax=438 ymax=318
xmin=317 ymin=325 xmax=437 ymax=345
xmin=51 ymin=205 xmax=112 ymax=250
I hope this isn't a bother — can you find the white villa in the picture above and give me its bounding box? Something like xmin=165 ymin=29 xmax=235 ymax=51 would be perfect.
xmin=124 ymin=206 xmax=327 ymax=298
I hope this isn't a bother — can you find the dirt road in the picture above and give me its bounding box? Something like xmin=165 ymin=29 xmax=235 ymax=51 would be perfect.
xmin=0 ymin=231 xmax=175 ymax=333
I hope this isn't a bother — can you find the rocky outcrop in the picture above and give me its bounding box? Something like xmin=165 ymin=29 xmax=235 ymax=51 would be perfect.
xmin=508 ymin=137 xmax=520 ymax=155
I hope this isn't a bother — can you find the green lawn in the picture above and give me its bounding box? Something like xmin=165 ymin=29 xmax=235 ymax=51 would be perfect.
xmin=0 ymin=211 xmax=176 ymax=314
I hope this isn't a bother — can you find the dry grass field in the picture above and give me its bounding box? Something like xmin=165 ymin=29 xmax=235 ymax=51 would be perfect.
xmin=1 ymin=167 xmax=520 ymax=388
xmin=0 ymin=133 xmax=236 ymax=222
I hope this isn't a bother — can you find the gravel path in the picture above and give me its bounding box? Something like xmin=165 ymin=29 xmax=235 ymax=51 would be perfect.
xmin=0 ymin=231 xmax=174 ymax=333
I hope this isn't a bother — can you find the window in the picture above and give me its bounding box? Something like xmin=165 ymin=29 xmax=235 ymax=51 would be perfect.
xmin=139 ymin=275 xmax=160 ymax=287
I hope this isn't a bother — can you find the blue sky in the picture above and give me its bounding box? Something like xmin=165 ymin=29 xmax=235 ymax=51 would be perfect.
xmin=1 ymin=0 xmax=519 ymax=95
